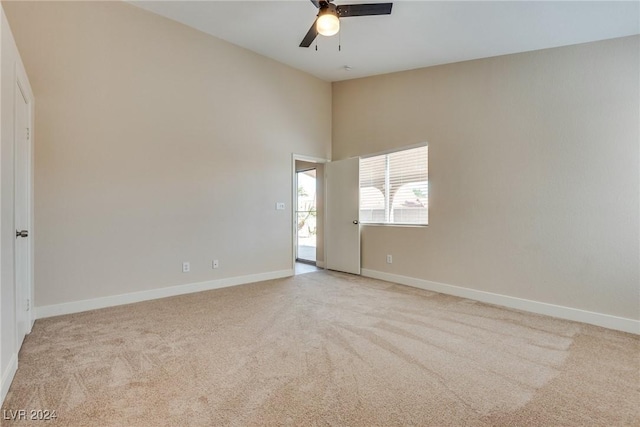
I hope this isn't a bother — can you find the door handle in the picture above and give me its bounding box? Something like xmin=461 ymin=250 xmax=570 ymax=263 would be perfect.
xmin=353 ymin=220 xmax=359 ymax=225
xmin=16 ymin=230 xmax=28 ymax=238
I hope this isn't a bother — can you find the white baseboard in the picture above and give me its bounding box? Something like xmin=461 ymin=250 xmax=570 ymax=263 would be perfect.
xmin=1 ymin=353 xmax=18 ymax=405
xmin=316 ymin=261 xmax=325 ymax=268
xmin=36 ymin=269 xmax=294 ymax=319
xmin=361 ymin=269 xmax=639 ymax=335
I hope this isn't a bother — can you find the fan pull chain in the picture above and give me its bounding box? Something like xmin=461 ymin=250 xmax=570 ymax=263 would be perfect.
xmin=339 ymin=30 xmax=341 ymax=52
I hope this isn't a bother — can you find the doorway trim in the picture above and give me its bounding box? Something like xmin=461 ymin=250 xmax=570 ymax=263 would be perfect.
xmin=295 ymin=167 xmax=317 ymax=265
xmin=291 ymin=154 xmax=329 ymax=272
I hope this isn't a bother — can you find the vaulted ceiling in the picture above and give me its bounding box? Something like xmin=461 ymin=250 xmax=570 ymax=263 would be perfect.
xmin=131 ymin=1 xmax=640 ymax=81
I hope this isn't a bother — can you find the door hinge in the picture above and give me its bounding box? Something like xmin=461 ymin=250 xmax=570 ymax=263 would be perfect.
xmin=26 ymin=298 xmax=30 ymax=312
xmin=26 ymin=127 xmax=30 ymax=140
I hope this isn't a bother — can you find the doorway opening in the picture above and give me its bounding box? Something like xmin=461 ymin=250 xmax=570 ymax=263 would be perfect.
xmin=296 ymin=168 xmax=317 ymax=264
xmin=292 ymin=155 xmax=327 ymax=275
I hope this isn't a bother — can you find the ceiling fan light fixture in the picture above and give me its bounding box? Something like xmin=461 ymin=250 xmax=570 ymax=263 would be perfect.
xmin=299 ymin=0 xmax=392 ymax=48
xmin=316 ymin=10 xmax=340 ymax=36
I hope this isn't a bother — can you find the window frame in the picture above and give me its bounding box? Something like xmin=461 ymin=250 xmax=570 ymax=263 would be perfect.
xmin=359 ymin=143 xmax=429 ymax=227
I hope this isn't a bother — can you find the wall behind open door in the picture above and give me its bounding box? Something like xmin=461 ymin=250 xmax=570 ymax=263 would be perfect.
xmin=325 ymin=157 xmax=360 ymax=275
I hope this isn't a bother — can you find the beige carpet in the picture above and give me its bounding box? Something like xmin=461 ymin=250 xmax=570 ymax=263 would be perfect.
xmin=3 ymin=271 xmax=639 ymax=426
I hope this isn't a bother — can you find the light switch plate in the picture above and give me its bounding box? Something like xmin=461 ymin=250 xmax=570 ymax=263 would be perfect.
xmin=276 ymin=202 xmax=285 ymax=210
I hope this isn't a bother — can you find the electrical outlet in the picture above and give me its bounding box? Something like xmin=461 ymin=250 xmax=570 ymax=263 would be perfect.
xmin=182 ymin=261 xmax=190 ymax=273
xmin=386 ymin=255 xmax=393 ymax=264
xmin=212 ymin=259 xmax=219 ymax=269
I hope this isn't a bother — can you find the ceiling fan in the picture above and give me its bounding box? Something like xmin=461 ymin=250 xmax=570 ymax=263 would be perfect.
xmin=299 ymin=0 xmax=393 ymax=48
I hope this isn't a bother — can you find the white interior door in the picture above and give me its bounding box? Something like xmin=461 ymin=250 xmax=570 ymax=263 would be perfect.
xmin=14 ymin=80 xmax=31 ymax=345
xmin=326 ymin=157 xmax=360 ymax=274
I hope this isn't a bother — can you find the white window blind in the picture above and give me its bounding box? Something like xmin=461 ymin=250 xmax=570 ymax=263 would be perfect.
xmin=359 ymin=146 xmax=428 ymax=225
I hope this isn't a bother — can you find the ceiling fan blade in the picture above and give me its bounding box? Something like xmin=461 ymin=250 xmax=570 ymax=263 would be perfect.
xmin=310 ymin=0 xmax=320 ymax=8
xmin=299 ymin=19 xmax=319 ymax=48
xmin=336 ymin=3 xmax=393 ymax=17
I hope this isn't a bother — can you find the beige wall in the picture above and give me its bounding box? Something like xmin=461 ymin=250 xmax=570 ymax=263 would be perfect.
xmin=3 ymin=1 xmax=331 ymax=308
xmin=295 ymin=160 xmax=324 ymax=264
xmin=333 ymin=36 xmax=639 ymax=320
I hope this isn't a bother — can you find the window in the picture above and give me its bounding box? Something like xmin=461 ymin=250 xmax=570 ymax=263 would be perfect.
xmin=359 ymin=145 xmax=428 ymax=225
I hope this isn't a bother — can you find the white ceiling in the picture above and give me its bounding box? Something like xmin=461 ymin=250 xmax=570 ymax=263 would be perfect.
xmin=130 ymin=1 xmax=640 ymax=81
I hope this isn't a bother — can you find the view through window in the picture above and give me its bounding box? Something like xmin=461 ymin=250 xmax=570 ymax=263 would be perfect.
xmin=359 ymin=145 xmax=428 ymax=225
